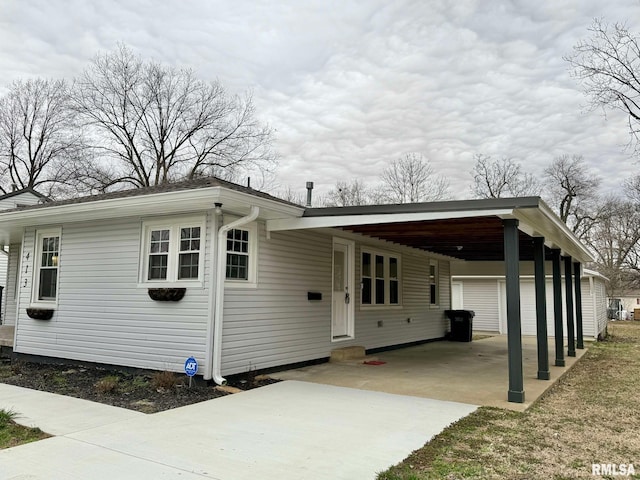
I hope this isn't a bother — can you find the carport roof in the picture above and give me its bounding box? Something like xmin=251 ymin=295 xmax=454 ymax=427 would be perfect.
xmin=267 ymin=196 xmax=593 ymax=263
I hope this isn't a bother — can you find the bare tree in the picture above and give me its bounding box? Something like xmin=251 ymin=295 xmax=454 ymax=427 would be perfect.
xmin=380 ymin=153 xmax=449 ymax=203
xmin=71 ymin=45 xmax=276 ymax=190
xmin=566 ymin=19 xmax=640 ymax=154
xmin=324 ymin=179 xmax=371 ymax=207
xmin=543 ymin=154 xmax=600 ymax=237
xmin=0 ymin=78 xmax=86 ymax=197
xmin=585 ymin=197 xmax=640 ymax=296
xmin=471 ymin=154 xmax=540 ymax=198
xmin=273 ymin=185 xmax=305 ymax=206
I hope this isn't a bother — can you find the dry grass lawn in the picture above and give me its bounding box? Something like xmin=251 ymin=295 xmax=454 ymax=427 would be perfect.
xmin=377 ymin=322 xmax=640 ymax=479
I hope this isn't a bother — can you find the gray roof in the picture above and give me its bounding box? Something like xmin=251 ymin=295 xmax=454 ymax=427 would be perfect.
xmin=8 ymin=177 xmax=301 ymax=212
xmin=0 ymin=188 xmax=49 ymax=202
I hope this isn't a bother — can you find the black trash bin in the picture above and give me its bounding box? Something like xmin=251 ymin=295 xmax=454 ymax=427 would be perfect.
xmin=444 ymin=309 xmax=475 ymax=342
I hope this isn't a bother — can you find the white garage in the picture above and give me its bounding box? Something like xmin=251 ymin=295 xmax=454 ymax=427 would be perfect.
xmin=451 ymin=269 xmax=607 ymax=340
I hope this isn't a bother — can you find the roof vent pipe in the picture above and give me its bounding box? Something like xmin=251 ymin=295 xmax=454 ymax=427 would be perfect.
xmin=306 ymin=181 xmax=314 ymax=207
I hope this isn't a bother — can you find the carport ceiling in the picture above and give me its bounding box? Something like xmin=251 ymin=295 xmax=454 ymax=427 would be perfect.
xmin=342 ymin=216 xmax=538 ymax=262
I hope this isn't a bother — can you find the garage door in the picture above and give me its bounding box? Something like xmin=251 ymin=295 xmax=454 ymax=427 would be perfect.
xmin=499 ymin=280 xmax=566 ymax=336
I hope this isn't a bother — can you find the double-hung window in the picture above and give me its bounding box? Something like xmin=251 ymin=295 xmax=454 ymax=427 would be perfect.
xmin=361 ymin=249 xmax=401 ymax=306
xmin=225 ymin=222 xmax=257 ymax=286
xmin=142 ymin=217 xmax=205 ymax=285
xmin=33 ymin=230 xmax=61 ymax=303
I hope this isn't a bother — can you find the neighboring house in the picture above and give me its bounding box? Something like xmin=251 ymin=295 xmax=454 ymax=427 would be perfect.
xmin=0 ymin=189 xmax=48 ymax=324
xmin=0 ymin=179 xmax=593 ymax=403
xmin=451 ymin=265 xmax=608 ymax=340
xmin=607 ymin=292 xmax=640 ymax=320
xmin=0 ymin=188 xmax=47 ymax=211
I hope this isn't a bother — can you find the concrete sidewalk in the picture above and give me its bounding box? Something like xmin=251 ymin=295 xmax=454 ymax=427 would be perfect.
xmin=0 ymin=381 xmax=477 ymax=480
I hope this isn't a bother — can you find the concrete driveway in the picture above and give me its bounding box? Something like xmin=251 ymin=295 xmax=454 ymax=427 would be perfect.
xmin=0 ymin=381 xmax=476 ymax=480
xmin=274 ymin=336 xmax=589 ymax=411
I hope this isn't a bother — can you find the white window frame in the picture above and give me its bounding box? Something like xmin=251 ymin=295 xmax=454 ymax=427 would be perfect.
xmin=360 ymin=248 xmax=402 ymax=308
xmin=224 ymin=221 xmax=258 ymax=288
xmin=429 ymin=259 xmax=439 ymax=307
xmin=32 ymin=228 xmax=62 ymax=306
xmin=139 ymin=216 xmax=206 ymax=287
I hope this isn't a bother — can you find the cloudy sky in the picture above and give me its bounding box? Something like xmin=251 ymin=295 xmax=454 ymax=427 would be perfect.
xmin=1 ymin=0 xmax=638 ymax=199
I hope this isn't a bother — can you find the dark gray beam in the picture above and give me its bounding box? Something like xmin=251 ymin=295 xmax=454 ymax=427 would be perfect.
xmin=574 ymin=262 xmax=584 ymax=349
xmin=533 ymin=237 xmax=550 ymax=380
xmin=564 ymin=256 xmax=576 ymax=357
xmin=503 ymin=219 xmax=524 ymax=403
xmin=551 ymin=249 xmax=564 ymax=367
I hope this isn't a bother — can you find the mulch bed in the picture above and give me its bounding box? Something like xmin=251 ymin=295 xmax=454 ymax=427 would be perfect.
xmin=0 ymin=359 xmax=279 ymax=414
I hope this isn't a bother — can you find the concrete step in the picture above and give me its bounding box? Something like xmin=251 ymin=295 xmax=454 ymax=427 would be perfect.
xmin=330 ymin=346 xmax=366 ymax=362
xmin=0 ymin=326 xmax=14 ymax=347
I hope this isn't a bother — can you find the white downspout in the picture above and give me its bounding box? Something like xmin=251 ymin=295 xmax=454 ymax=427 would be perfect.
xmin=203 ymin=209 xmax=220 ymax=381
xmin=208 ymin=205 xmax=259 ymax=384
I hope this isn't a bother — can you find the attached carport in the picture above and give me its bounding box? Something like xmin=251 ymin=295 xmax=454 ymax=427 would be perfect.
xmin=267 ymin=197 xmax=593 ymax=404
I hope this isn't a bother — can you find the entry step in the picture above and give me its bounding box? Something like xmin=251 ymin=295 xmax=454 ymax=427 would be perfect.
xmin=330 ymin=346 xmax=365 ymax=362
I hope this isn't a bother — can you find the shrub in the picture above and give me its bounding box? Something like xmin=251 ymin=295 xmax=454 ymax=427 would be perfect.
xmin=151 ymin=371 xmax=178 ymax=390
xmin=0 ymin=409 xmax=17 ymax=426
xmin=10 ymin=360 xmax=24 ymax=375
xmin=94 ymin=375 xmax=120 ymax=394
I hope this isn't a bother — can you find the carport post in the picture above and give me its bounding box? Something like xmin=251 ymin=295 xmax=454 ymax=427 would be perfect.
xmin=503 ymin=219 xmax=525 ymax=403
xmin=533 ymin=237 xmax=550 ymax=380
xmin=564 ymin=256 xmax=576 ymax=357
xmin=551 ymin=249 xmax=564 ymax=367
xmin=574 ymin=262 xmax=584 ymax=349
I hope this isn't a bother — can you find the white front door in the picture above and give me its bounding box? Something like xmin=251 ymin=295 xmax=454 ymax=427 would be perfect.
xmin=332 ymin=239 xmax=354 ymax=339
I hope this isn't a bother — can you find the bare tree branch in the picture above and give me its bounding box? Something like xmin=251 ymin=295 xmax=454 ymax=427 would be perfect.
xmin=471 ymin=154 xmax=541 ymax=198
xmin=380 ymin=153 xmax=450 ymax=203
xmin=324 ymin=179 xmax=372 ymax=206
xmin=0 ymin=78 xmax=88 ymax=197
xmin=543 ymin=154 xmax=600 ymax=238
xmin=566 ymin=19 xmax=640 ymax=154
xmin=70 ymin=44 xmax=276 ymax=190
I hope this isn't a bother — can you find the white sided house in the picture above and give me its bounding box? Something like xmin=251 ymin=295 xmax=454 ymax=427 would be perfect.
xmin=0 ymin=189 xmax=48 ymax=324
xmin=0 ymin=179 xmax=593 ymax=403
xmin=451 ymin=264 xmax=608 ymax=339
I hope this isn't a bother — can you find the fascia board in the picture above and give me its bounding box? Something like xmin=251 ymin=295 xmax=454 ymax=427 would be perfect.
xmin=267 ymin=208 xmax=516 ymax=232
xmin=513 ymin=206 xmax=593 ymax=263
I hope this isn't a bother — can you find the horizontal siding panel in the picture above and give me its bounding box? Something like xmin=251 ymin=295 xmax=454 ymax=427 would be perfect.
xmin=15 ymin=216 xmax=211 ymax=371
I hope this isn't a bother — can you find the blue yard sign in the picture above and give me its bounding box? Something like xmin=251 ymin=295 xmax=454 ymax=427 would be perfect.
xmin=184 ymin=356 xmax=198 ymax=377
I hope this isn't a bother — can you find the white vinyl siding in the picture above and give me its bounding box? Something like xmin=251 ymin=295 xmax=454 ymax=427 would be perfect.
xmin=2 ymin=244 xmax=21 ymax=326
xmin=0 ymin=251 xmax=7 ymax=324
xmin=221 ymin=226 xmax=450 ymax=375
xmin=13 ymin=213 xmax=451 ymax=376
xmin=14 ymin=216 xmax=212 ymax=372
xmin=590 ymin=277 xmax=608 ymax=338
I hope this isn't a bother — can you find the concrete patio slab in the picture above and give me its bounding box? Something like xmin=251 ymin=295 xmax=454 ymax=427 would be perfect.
xmin=0 ymin=381 xmax=477 ymax=480
xmin=273 ymin=336 xmax=589 ymax=411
